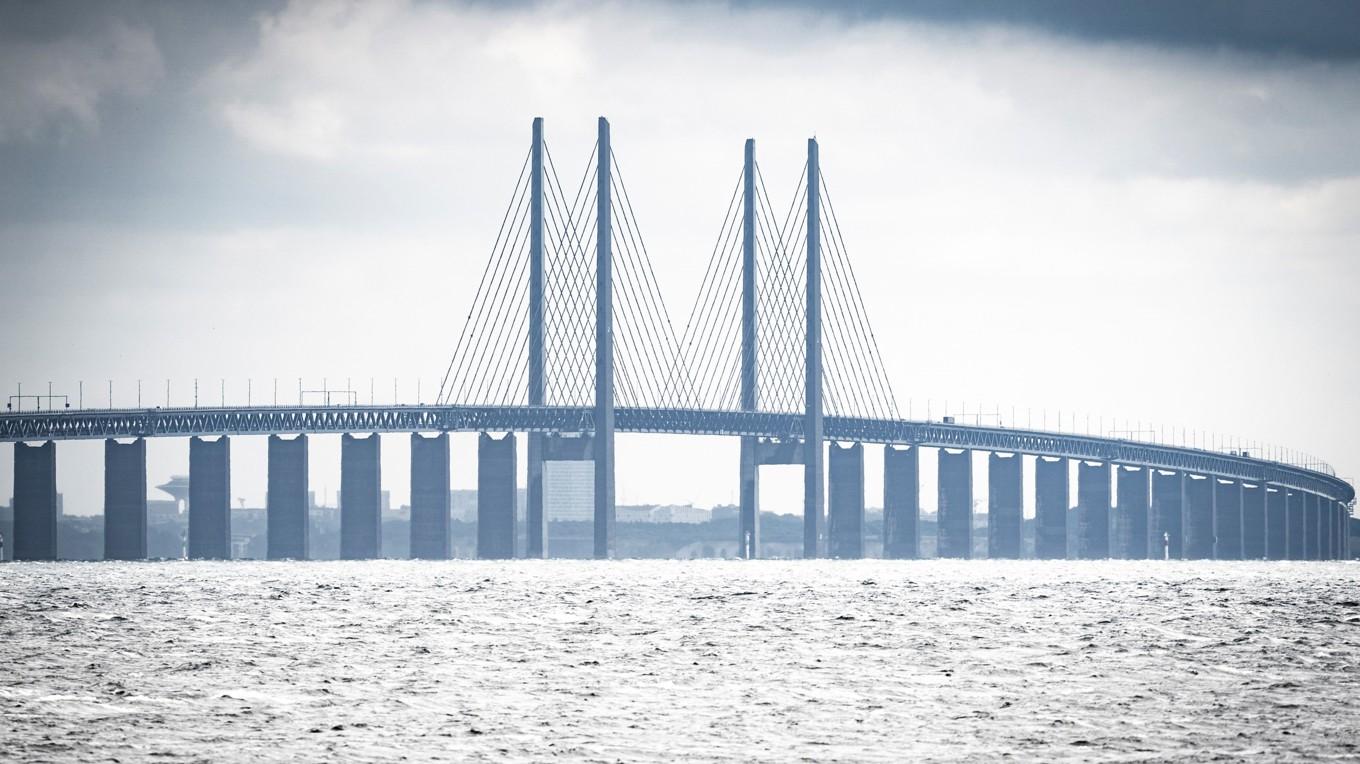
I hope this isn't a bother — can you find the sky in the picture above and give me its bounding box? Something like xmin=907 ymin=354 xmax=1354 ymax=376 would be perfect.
xmin=1 ymin=0 xmax=1358 ymax=516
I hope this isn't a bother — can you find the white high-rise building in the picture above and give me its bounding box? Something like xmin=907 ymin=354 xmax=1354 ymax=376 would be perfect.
xmin=544 ymin=461 xmax=594 ymax=521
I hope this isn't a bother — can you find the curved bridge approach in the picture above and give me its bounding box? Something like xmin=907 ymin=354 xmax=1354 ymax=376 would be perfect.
xmin=4 ymin=117 xmax=1352 ymax=562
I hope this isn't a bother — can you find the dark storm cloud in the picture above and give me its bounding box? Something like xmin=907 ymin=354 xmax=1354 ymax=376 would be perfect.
xmin=742 ymin=0 xmax=1360 ymax=59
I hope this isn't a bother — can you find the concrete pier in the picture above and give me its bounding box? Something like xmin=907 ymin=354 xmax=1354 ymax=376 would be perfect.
xmin=1115 ymin=466 xmax=1150 ymax=559
xmin=478 ymin=432 xmax=517 ymax=559
xmin=526 ymin=433 xmax=545 ymax=558
xmin=1182 ymin=474 xmax=1214 ymax=560
xmin=1151 ymin=470 xmax=1183 ymax=559
xmin=13 ymin=441 xmax=58 ymax=561
xmin=410 ymin=432 xmax=450 ymax=560
xmin=1034 ymin=456 xmax=1068 ymax=559
xmin=188 ymin=436 xmax=231 ymax=560
xmin=103 ymin=438 xmax=147 ymax=560
xmin=1320 ymin=497 xmax=1334 ymax=560
xmin=937 ymin=448 xmax=972 ymax=559
xmin=1286 ymin=489 xmax=1305 ymax=560
xmin=1077 ymin=461 xmax=1110 ymax=559
xmin=1304 ymin=492 xmax=1319 ymax=560
xmin=1265 ymin=486 xmax=1286 ymax=560
xmin=827 ymin=442 xmax=864 ymax=559
xmin=882 ymin=445 xmax=919 ymax=559
xmin=1242 ymin=483 xmax=1266 ymax=560
xmin=739 ymin=436 xmax=759 ymax=559
xmin=340 ymin=433 xmax=382 ymax=560
xmin=1337 ymin=501 xmax=1347 ymax=559
xmin=1213 ymin=479 xmax=1242 ymax=560
xmin=267 ymin=434 xmax=309 ymax=560
xmin=1340 ymin=502 xmax=1348 ymax=559
xmin=1321 ymin=499 xmax=1331 ymax=560
xmin=987 ymin=452 xmax=1022 ymax=559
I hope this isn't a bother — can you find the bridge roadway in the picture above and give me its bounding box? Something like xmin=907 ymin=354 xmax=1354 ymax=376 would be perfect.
xmin=1 ymin=404 xmax=1351 ymax=501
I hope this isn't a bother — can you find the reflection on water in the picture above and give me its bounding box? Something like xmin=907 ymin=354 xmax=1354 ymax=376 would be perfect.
xmin=1 ymin=560 xmax=1357 ymax=761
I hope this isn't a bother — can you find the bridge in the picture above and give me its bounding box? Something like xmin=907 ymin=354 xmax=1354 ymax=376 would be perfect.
xmin=3 ymin=117 xmax=1353 ymax=562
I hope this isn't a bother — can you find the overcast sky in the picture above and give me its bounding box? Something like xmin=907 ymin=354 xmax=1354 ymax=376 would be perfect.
xmin=2 ymin=0 xmax=1358 ymax=516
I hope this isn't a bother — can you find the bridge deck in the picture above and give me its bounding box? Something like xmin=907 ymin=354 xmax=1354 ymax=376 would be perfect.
xmin=0 ymin=405 xmax=1351 ymax=502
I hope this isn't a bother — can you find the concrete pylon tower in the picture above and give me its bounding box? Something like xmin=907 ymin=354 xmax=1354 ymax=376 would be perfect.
xmin=739 ymin=138 xmax=759 ymax=559
xmin=804 ymin=137 xmax=824 ymax=559
xmin=527 ymin=116 xmax=547 ymax=558
xmin=594 ymin=116 xmax=616 ymax=559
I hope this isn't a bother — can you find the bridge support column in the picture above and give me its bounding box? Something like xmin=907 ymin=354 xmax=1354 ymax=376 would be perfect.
xmin=1344 ymin=502 xmax=1352 ymax=560
xmin=1345 ymin=504 xmax=1352 ymax=559
xmin=1265 ymin=485 xmax=1286 ymax=560
xmin=1334 ymin=501 xmax=1343 ymax=559
xmin=13 ymin=441 xmax=58 ymax=561
xmin=1151 ymin=470 xmax=1183 ymax=560
xmin=827 ymin=443 xmax=864 ymax=559
xmin=1329 ymin=500 xmax=1337 ymax=560
xmin=527 ymin=434 xmax=545 ymax=558
xmin=594 ymin=116 xmax=615 ymax=560
xmin=410 ymin=433 xmax=450 ymax=560
xmin=340 ymin=433 xmax=382 ymax=560
xmin=267 ymin=434 xmax=309 ymax=560
xmin=1035 ymin=456 xmax=1068 ymax=559
xmin=1304 ymin=492 xmax=1320 ymax=560
xmin=1213 ymin=479 xmax=1242 ymax=560
xmin=188 ymin=436 xmax=231 ymax=560
xmin=883 ymin=446 xmax=919 ymax=559
xmin=937 ymin=448 xmax=972 ymax=559
xmin=1286 ymin=489 xmax=1305 ymax=560
xmin=1242 ymin=483 xmax=1266 ymax=559
xmin=104 ymin=438 xmax=147 ymax=560
xmin=1115 ymin=465 xmax=1150 ymax=559
xmin=1340 ymin=501 xmax=1349 ymax=560
xmin=987 ymin=452 xmax=1022 ymax=559
xmin=803 ymin=137 xmax=824 ymax=560
xmin=1077 ymin=461 xmax=1110 ymax=559
xmin=478 ymin=432 xmax=518 ymax=559
xmin=739 ymin=437 xmax=759 ymax=559
xmin=1320 ymin=498 xmax=1334 ymax=560
xmin=1182 ymin=474 xmax=1214 ymax=560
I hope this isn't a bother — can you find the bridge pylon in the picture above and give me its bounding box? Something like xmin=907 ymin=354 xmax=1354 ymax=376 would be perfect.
xmin=594 ymin=116 xmax=615 ymax=559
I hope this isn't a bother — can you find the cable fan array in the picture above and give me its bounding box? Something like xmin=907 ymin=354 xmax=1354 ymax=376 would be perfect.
xmin=679 ymin=159 xmax=899 ymax=420
xmin=437 ymin=135 xmax=897 ymax=421
xmin=436 ymin=140 xmax=692 ymax=410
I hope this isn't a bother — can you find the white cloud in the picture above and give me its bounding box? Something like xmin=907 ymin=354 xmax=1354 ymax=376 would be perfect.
xmin=0 ymin=21 xmax=163 ymax=141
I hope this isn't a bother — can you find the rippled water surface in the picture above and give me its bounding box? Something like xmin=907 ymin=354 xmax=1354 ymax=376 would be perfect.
xmin=2 ymin=560 xmax=1358 ymax=762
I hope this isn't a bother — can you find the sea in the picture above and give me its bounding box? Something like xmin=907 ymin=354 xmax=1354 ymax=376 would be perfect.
xmin=1 ymin=560 xmax=1357 ymax=762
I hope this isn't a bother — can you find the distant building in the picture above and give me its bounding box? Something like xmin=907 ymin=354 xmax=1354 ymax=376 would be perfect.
xmin=711 ymin=505 xmax=738 ymax=522
xmin=451 ymin=490 xmax=477 ymax=522
xmin=617 ymin=505 xmax=653 ymax=523
xmin=157 ymin=475 xmax=189 ymax=513
xmin=614 ymin=504 xmax=712 ymax=524
xmin=544 ymin=461 xmax=593 ymax=521
xmin=660 ymin=504 xmax=710 ymax=524
xmin=148 ymin=500 xmax=180 ymax=523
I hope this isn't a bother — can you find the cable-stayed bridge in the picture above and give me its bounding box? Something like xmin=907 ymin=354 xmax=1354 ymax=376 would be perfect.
xmin=2 ymin=117 xmax=1353 ymax=563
